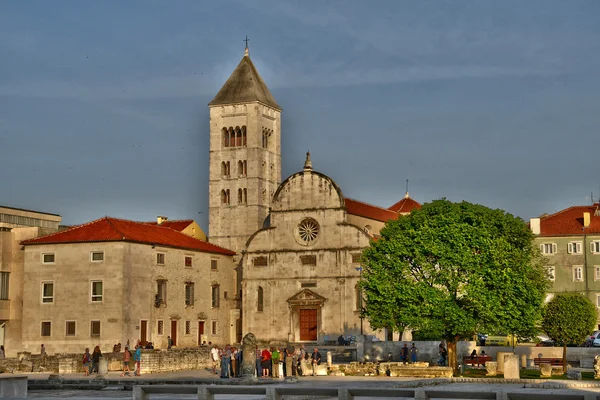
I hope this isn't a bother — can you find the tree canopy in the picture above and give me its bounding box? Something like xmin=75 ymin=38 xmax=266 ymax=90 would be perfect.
xmin=361 ymin=199 xmax=549 ymax=370
xmin=542 ymin=293 xmax=597 ymax=346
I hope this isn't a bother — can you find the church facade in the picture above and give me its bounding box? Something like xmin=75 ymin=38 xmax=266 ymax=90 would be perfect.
xmin=207 ymin=49 xmax=421 ymax=343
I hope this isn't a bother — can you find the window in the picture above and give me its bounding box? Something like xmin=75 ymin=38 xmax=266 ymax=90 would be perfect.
xmin=592 ymin=241 xmax=600 ymax=254
xmin=547 ymin=266 xmax=555 ymax=281
xmin=301 ymin=282 xmax=317 ymax=288
xmin=65 ymin=321 xmax=76 ymax=336
xmin=568 ymin=242 xmax=582 ymax=254
xmin=157 ymin=320 xmax=164 ymax=335
xmin=185 ymin=320 xmax=191 ymax=335
xmin=257 ymin=286 xmax=263 ymax=312
xmin=211 ymin=284 xmax=220 ymax=308
xmin=42 ymin=253 xmax=55 ymax=264
xmin=0 ymin=272 xmax=9 ymax=300
xmin=573 ymin=266 xmax=584 ymax=281
xmin=211 ymin=320 xmax=218 ymax=335
xmin=156 ymin=279 xmax=167 ymax=306
xmin=253 ymin=256 xmax=268 ymax=267
xmin=595 ymin=266 xmax=600 ymax=281
xmin=41 ymin=321 xmax=51 ymax=337
xmin=221 ymin=189 xmax=231 ymax=205
xmin=90 ymin=281 xmax=103 ymax=302
xmin=211 ymin=259 xmax=218 ymax=270
xmin=185 ymin=282 xmax=194 ymax=306
xmin=156 ymin=253 xmax=165 ymax=265
xmin=300 ymin=255 xmax=317 ymax=266
xmin=221 ymin=161 xmax=230 ymax=178
xmin=224 ymin=291 xmax=228 ymax=299
xmin=597 ymin=294 xmax=600 ymax=308
xmin=297 ymin=218 xmax=320 ymax=245
xmin=540 ymin=243 xmax=557 ymax=255
xmin=42 ymin=281 xmax=54 ymax=303
xmin=351 ymin=254 xmax=362 ymax=263
xmin=90 ymin=251 xmax=104 ymax=262
xmin=184 ymin=256 xmax=192 ymax=267
xmin=90 ymin=320 xmax=101 ymax=336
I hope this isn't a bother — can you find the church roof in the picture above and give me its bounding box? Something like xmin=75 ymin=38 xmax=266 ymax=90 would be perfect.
xmin=345 ymin=198 xmax=399 ymax=223
xmin=21 ymin=216 xmax=235 ymax=255
xmin=388 ymin=193 xmax=422 ymax=214
xmin=209 ymin=50 xmax=281 ymax=110
xmin=145 ymin=219 xmax=194 ymax=231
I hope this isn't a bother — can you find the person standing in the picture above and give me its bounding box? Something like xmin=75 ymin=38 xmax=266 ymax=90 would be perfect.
xmin=298 ymin=344 xmax=307 ymax=376
xmin=271 ymin=347 xmax=280 ymax=378
xmin=400 ymin=343 xmax=409 ymax=364
xmin=167 ymin=336 xmax=172 ymax=350
xmin=255 ymin=346 xmax=262 ymax=377
xmin=82 ymin=348 xmax=91 ymax=376
xmin=40 ymin=344 xmax=47 ymax=366
xmin=220 ymin=345 xmax=231 ymax=378
xmin=134 ymin=342 xmax=142 ymax=376
xmin=91 ymin=345 xmax=102 ymax=374
xmin=410 ymin=343 xmax=418 ymax=363
xmin=120 ymin=346 xmax=132 ymax=376
xmin=285 ymin=343 xmax=295 ymax=377
xmin=310 ymin=348 xmax=322 ymax=376
xmin=438 ymin=343 xmax=447 ymax=366
xmin=260 ymin=347 xmax=271 ymax=377
xmin=210 ymin=344 xmax=220 ymax=375
xmin=230 ymin=347 xmax=237 ymax=377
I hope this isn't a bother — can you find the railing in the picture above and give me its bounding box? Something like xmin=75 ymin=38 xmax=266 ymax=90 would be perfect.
xmin=132 ymin=384 xmax=600 ymax=400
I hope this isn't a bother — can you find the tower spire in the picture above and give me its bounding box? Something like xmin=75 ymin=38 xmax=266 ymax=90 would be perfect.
xmin=405 ymin=179 xmax=409 ymax=198
xmin=304 ymin=151 xmax=312 ymax=170
xmin=243 ymin=35 xmax=250 ymax=57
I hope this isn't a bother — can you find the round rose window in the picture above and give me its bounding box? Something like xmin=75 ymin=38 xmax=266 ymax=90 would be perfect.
xmin=297 ymin=218 xmax=320 ymax=245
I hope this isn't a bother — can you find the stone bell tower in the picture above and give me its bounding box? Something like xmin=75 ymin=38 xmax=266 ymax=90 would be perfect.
xmin=208 ymin=47 xmax=282 ymax=254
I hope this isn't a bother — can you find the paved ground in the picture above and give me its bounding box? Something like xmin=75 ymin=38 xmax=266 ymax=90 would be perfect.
xmin=19 ymin=369 xmax=600 ymax=399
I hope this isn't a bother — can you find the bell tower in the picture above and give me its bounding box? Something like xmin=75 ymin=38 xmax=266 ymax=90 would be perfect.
xmin=208 ymin=48 xmax=282 ymax=254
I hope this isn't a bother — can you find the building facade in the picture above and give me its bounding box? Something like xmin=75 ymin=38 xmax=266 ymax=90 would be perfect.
xmin=20 ymin=217 xmax=236 ymax=354
xmin=531 ymin=202 xmax=600 ymax=327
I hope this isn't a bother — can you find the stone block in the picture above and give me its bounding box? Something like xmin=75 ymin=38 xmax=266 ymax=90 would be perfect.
xmin=485 ymin=361 xmax=497 ymax=376
xmin=567 ymin=369 xmax=582 ymax=380
xmin=540 ymin=362 xmax=552 ymax=377
xmin=503 ymin=355 xmax=519 ymax=379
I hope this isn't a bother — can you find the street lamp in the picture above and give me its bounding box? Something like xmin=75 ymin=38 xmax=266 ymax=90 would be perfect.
xmin=355 ymin=266 xmax=363 ymax=335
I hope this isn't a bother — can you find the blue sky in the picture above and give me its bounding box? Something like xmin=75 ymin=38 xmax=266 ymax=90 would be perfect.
xmin=1 ymin=0 xmax=599 ymax=231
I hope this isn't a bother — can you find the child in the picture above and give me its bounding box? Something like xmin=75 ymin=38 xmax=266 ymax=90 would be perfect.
xmin=82 ymin=348 xmax=91 ymax=376
xmin=121 ymin=346 xmax=132 ymax=376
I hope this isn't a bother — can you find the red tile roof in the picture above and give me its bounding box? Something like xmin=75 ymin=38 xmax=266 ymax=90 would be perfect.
xmin=146 ymin=219 xmax=194 ymax=231
xmin=388 ymin=194 xmax=422 ymax=214
xmin=345 ymin=198 xmax=399 ymax=223
xmin=538 ymin=203 xmax=600 ymax=236
xmin=21 ymin=217 xmax=235 ymax=255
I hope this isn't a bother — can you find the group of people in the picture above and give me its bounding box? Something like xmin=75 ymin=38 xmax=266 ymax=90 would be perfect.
xmin=399 ymin=343 xmax=419 ymax=364
xmin=211 ymin=343 xmax=323 ymax=379
xmin=82 ymin=341 xmax=143 ymax=377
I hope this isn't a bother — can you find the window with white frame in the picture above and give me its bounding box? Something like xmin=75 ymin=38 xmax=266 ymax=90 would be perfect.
xmin=540 ymin=243 xmax=557 ymax=255
xmin=211 ymin=320 xmax=218 ymax=335
xmin=596 ymin=294 xmax=600 ymax=308
xmin=596 ymin=266 xmax=600 ymax=281
xmin=156 ymin=279 xmax=167 ymax=306
xmin=547 ymin=266 xmax=555 ymax=281
xmin=0 ymin=272 xmax=9 ymax=300
xmin=573 ymin=266 xmax=584 ymax=281
xmin=156 ymin=253 xmax=165 ymax=265
xmin=591 ymin=241 xmax=600 ymax=254
xmin=211 ymin=259 xmax=218 ymax=270
xmin=211 ymin=284 xmax=220 ymax=308
xmin=185 ymin=282 xmax=194 ymax=306
xmin=41 ymin=321 xmax=51 ymax=337
xmin=90 ymin=251 xmax=104 ymax=262
xmin=42 ymin=253 xmax=55 ymax=264
xmin=185 ymin=320 xmax=191 ymax=335
xmin=568 ymin=242 xmax=583 ymax=254
xmin=90 ymin=281 xmax=103 ymax=302
xmin=42 ymin=281 xmax=54 ymax=303
xmin=157 ymin=320 xmax=164 ymax=335
xmin=90 ymin=320 xmax=101 ymax=336
xmin=65 ymin=321 xmax=76 ymax=336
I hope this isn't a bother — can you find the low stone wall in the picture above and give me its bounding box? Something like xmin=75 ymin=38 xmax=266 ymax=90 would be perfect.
xmin=329 ymin=361 xmax=452 ymax=378
xmin=139 ymin=348 xmax=212 ymax=374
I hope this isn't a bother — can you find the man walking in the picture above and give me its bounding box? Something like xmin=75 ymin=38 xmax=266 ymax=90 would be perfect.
xmin=210 ymin=344 xmax=220 ymax=375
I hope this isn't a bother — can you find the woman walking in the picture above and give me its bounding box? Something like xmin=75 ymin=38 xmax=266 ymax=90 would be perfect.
xmin=82 ymin=348 xmax=91 ymax=376
xmin=91 ymin=345 xmax=102 ymax=374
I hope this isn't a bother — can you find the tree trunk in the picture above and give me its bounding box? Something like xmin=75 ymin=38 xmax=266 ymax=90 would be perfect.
xmin=562 ymin=345 xmax=567 ymax=372
xmin=447 ymin=341 xmax=458 ymax=375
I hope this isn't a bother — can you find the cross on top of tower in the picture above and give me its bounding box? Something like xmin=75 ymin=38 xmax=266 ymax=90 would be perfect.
xmin=243 ymin=35 xmax=250 ymax=56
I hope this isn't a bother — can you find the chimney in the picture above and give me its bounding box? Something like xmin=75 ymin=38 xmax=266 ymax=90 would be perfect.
xmin=584 ymin=212 xmax=591 ymax=228
xmin=530 ymin=218 xmax=541 ymax=235
xmin=157 ymin=216 xmax=168 ymax=225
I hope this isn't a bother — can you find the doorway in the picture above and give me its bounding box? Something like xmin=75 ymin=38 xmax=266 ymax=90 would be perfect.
xmin=170 ymin=320 xmax=177 ymax=346
xmin=140 ymin=320 xmax=148 ymax=346
xmin=197 ymin=321 xmax=205 ymax=345
xmin=299 ymin=309 xmax=318 ymax=341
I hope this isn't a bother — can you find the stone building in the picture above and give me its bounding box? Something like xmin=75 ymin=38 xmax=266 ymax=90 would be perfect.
xmin=207 ymin=49 xmax=421 ymax=343
xmin=530 ymin=202 xmax=600 ymax=327
xmin=20 ymin=217 xmax=236 ymax=355
xmin=0 ymin=205 xmax=62 ymax=357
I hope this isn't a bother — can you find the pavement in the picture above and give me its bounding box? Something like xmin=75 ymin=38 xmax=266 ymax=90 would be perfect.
xmin=18 ymin=369 xmax=600 ymax=399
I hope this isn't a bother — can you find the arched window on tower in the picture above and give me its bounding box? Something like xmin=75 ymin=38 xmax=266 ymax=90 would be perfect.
xmin=242 ymin=126 xmax=247 ymax=147
xmin=238 ymin=160 xmax=244 ymax=177
xmin=226 ymin=189 xmax=230 ymax=205
xmin=222 ymin=128 xmax=229 ymax=147
xmin=226 ymin=162 xmax=230 ymax=177
xmin=238 ymin=188 xmax=243 ymax=204
xmin=229 ymin=127 xmax=235 ymax=148
xmin=221 ymin=162 xmax=229 ymax=178
xmin=235 ymin=126 xmax=242 ymax=147
xmin=221 ymin=190 xmax=227 ymax=204
xmin=243 ymin=188 xmax=247 ymax=204
xmin=257 ymin=286 xmax=263 ymax=312
xmin=243 ymin=160 xmax=247 ymax=176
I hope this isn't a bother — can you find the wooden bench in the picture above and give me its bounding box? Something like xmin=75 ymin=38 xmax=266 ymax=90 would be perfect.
xmin=534 ymin=358 xmax=580 ymax=367
xmin=462 ymin=356 xmax=493 ymax=366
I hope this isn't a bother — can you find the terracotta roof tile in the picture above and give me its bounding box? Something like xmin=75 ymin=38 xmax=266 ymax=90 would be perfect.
xmin=388 ymin=195 xmax=422 ymax=214
xmin=21 ymin=217 xmax=235 ymax=255
xmin=538 ymin=204 xmax=600 ymax=236
xmin=345 ymin=198 xmax=399 ymax=223
xmin=146 ymin=219 xmax=193 ymax=231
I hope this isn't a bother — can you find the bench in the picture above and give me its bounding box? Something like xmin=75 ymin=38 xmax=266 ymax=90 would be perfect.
xmin=462 ymin=356 xmax=493 ymax=366
xmin=0 ymin=375 xmax=27 ymax=398
xmin=133 ymin=385 xmax=199 ymax=400
xmin=533 ymin=357 xmax=580 ymax=367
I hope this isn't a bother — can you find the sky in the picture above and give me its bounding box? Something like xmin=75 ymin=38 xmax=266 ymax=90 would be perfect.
xmin=1 ymin=0 xmax=599 ymax=232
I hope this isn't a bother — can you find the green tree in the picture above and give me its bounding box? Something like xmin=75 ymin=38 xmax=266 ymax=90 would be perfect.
xmin=542 ymin=293 xmax=597 ymax=370
xmin=361 ymin=199 xmax=549 ymax=373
